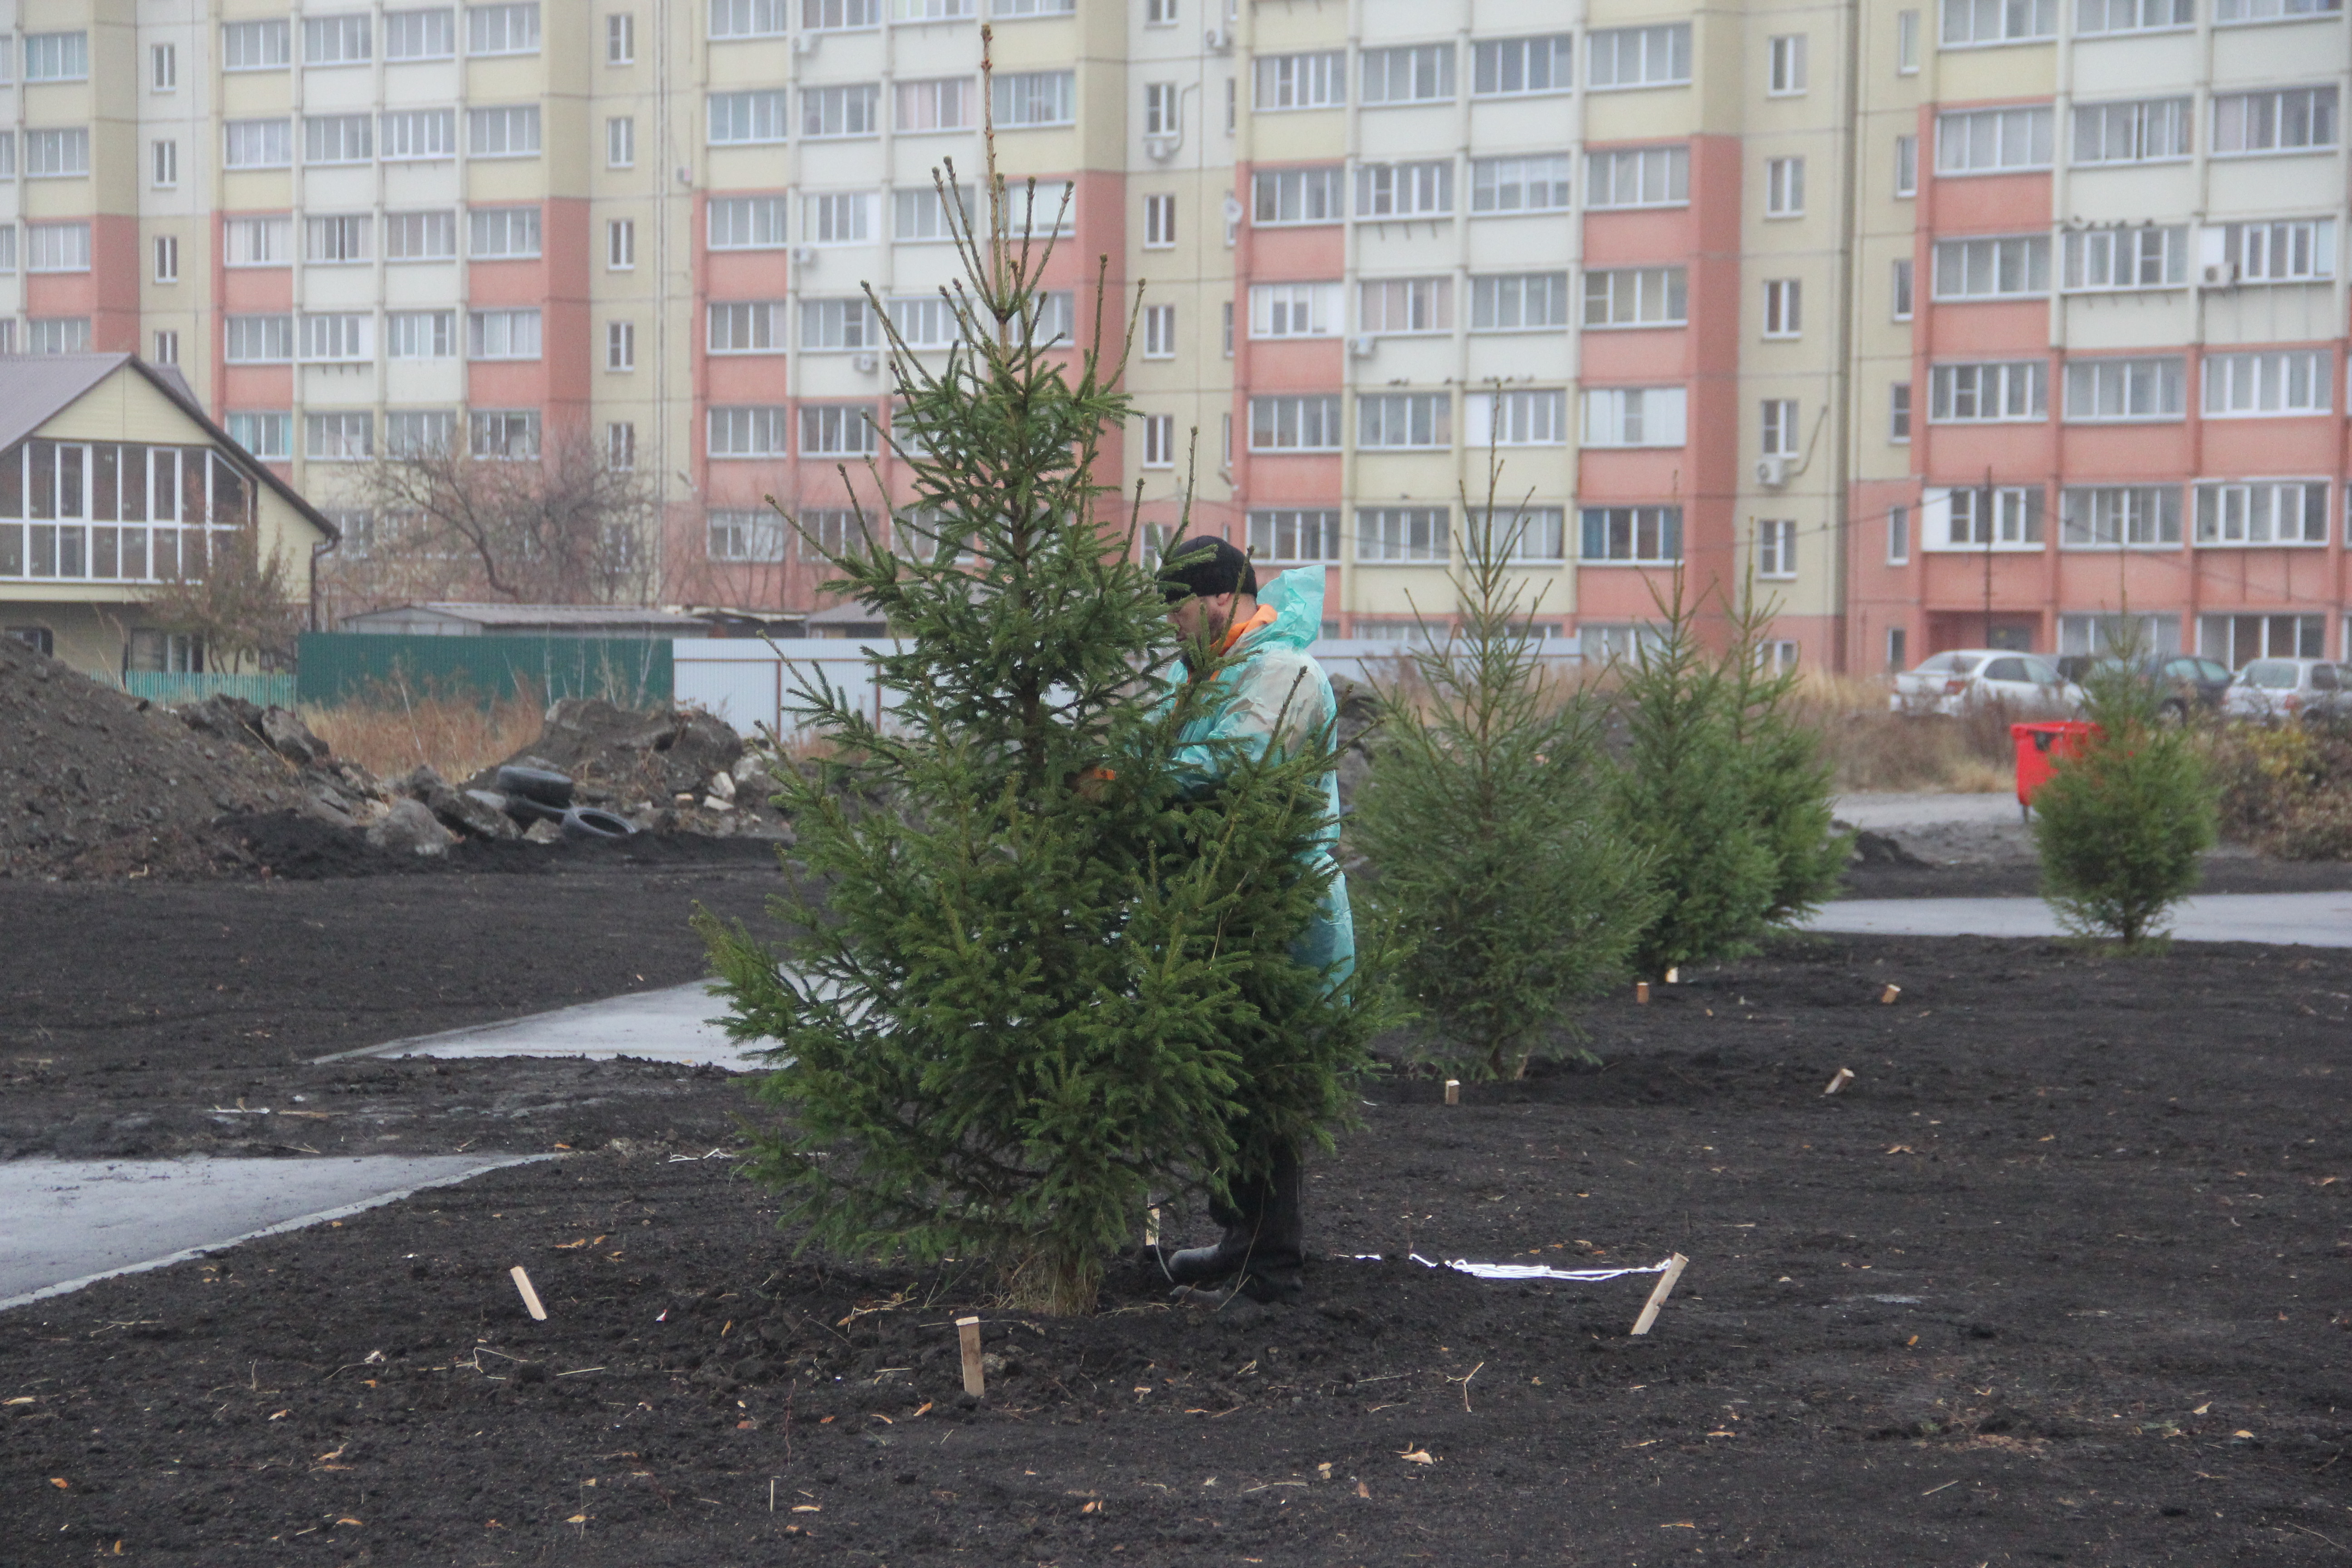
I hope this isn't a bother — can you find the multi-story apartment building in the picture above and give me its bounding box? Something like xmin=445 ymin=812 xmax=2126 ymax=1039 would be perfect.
xmin=0 ymin=0 xmax=2343 ymax=673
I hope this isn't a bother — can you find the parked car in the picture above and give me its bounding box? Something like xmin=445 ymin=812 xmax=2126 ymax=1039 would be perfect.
xmin=2223 ymin=659 xmax=2352 ymax=722
xmin=2053 ymin=653 xmax=2234 ymax=721
xmin=1891 ymin=649 xmax=2080 ymax=716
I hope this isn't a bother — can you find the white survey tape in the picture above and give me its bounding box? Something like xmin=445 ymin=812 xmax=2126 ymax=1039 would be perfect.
xmin=1348 ymin=1253 xmax=1676 ymax=1283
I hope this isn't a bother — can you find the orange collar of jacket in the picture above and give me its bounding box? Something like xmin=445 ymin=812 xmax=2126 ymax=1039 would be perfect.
xmin=1218 ymin=603 xmax=1278 ymax=655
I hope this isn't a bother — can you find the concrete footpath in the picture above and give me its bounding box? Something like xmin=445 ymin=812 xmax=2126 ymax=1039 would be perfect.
xmin=1805 ymin=890 xmax=2352 ymax=947
xmin=319 ymin=983 xmax=760 ymax=1069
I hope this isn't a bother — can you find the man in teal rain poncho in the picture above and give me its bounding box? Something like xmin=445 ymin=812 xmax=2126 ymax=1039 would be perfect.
xmin=1148 ymin=537 xmax=1354 ymax=1305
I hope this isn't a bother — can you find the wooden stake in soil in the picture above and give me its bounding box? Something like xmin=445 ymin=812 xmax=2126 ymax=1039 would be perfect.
xmin=1823 ymin=1067 xmax=1855 ymax=1096
xmin=956 ymin=1316 xmax=985 ymax=1398
xmin=1145 ymin=1206 xmax=1160 ymax=1247
xmin=1628 ymin=1254 xmax=1690 ymax=1337
xmin=1636 ymin=982 xmax=1651 ymax=1004
xmin=1665 ymin=968 xmax=1679 ymax=985
xmin=510 ymin=1265 xmax=548 ymax=1322
xmin=1879 ymin=984 xmax=1901 ymax=1005
xmin=1443 ymin=1079 xmax=1460 ymax=1105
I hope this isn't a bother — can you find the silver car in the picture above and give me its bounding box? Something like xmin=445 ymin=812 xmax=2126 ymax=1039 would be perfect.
xmin=1891 ymin=649 xmax=2080 ymax=716
xmin=2223 ymin=659 xmax=2351 ymax=722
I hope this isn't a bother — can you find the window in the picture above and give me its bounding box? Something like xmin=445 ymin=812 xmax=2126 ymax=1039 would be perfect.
xmin=804 ymin=192 xmax=875 ymax=244
xmin=470 ymin=207 xmax=542 ymax=258
xmin=152 ymin=42 xmax=178 ymax=89
xmin=1580 ymin=507 xmax=1682 ymax=563
xmin=608 ymin=11 xmax=636 ymax=60
xmin=387 ymin=9 xmax=458 ymax=58
xmin=896 ymin=78 xmax=973 ymax=131
xmin=2064 ymin=226 xmax=2186 ymax=289
xmin=2213 ymin=88 xmax=2338 ymax=154
xmin=709 ymin=90 xmax=789 ymax=144
xmin=27 ymin=130 xmax=89 ymax=179
xmin=306 ymin=215 xmax=371 ymax=263
xmin=887 ymin=296 xmax=957 ymax=348
xmin=710 ymin=301 xmax=787 ymax=353
xmin=898 ymin=0 xmax=977 ymax=14
xmin=387 ymin=311 xmax=456 ymax=358
xmin=152 ymin=139 xmax=178 ymax=189
xmin=803 ymin=83 xmax=881 ymax=138
xmin=2074 ymin=98 xmax=2190 ymax=164
xmin=892 ymin=185 xmax=974 ymax=241
xmin=1249 ymin=396 xmax=1343 ymax=451
xmin=1888 ymin=505 xmax=1910 ymax=564
xmin=1930 ymin=361 xmax=2048 ymax=419
xmin=1249 ymin=510 xmax=1342 ymax=563
xmin=607 ymin=320 xmax=635 ymax=371
xmin=2195 ymin=481 xmax=2328 ymax=544
xmin=1461 ymin=508 xmax=1567 ymax=562
xmin=710 ymin=0 xmax=786 ymax=34
xmin=1891 ymin=382 xmax=1913 ymax=440
xmin=1223 ymin=302 xmax=1235 ymax=356
xmin=1250 ymin=282 xmax=1342 ymax=338
xmin=2224 ymin=219 xmax=2335 ymax=282
xmin=806 ymin=0 xmax=882 ymax=25
xmin=1896 ymin=135 xmax=1918 ymax=195
xmin=1757 ymin=519 xmax=1798 ymax=578
xmin=471 ymin=411 xmax=541 ymax=460
xmin=1587 ymin=24 xmax=1692 ymax=88
xmin=307 ymin=15 xmax=373 ymax=64
xmin=1355 ymin=161 xmax=1454 ymax=218
xmin=994 ymin=71 xmax=1075 ymax=126
xmin=1897 ymin=8 xmax=1922 ymax=67
xmin=1764 ymin=279 xmax=1803 ymax=338
xmin=0 ymin=225 xmax=13 ymax=271
xmin=1582 ymin=387 xmax=1689 ymax=447
xmin=0 ymin=134 xmax=13 ymax=179
xmin=1941 ymin=486 xmax=2044 ymax=546
xmin=154 ymin=330 xmax=180 ymax=366
xmin=1252 ymin=167 xmax=1345 ymax=224
xmin=1469 ymin=273 xmax=1570 ymax=330
xmin=1145 ymin=82 xmax=1180 ymax=137
xmin=1360 ymin=44 xmax=1455 ymax=104
xmin=1358 ymin=393 xmax=1451 ymax=448
xmin=1473 ymin=35 xmax=1571 ymax=96
xmin=1465 ymin=391 xmax=1567 ymax=446
xmin=1942 ymin=0 xmax=2057 ymax=43
xmin=1146 ymin=0 xmax=1178 ymax=22
xmin=991 ymin=0 xmax=1074 ymax=13
xmin=24 ymin=319 xmax=89 ymax=356
xmin=712 ymin=196 xmax=792 ymax=248
xmin=225 ymin=120 xmax=293 ymax=169
xmin=1937 ymin=106 xmax=2055 ymax=172
xmin=1758 ymin=35 xmax=1807 ymax=97
xmin=26 ymin=224 xmax=93 ymax=273
xmin=467 ymin=4 xmax=542 ymax=54
xmin=608 ymin=117 xmax=636 ymax=167
xmin=1143 ymin=304 xmax=1177 ymax=358
xmin=1358 ymin=278 xmax=1452 ymax=334
xmin=386 ymin=211 xmax=456 ymax=260
xmin=387 ymin=409 xmax=456 ymax=454
xmin=2065 ymin=356 xmax=2185 ymax=420
xmin=608 ymin=423 xmax=636 ymax=470
xmin=2205 ymin=349 xmax=2331 ymax=415
xmin=305 ymin=114 xmax=373 ymax=165
xmin=1255 ymin=51 xmax=1345 ymax=109
xmin=709 ymin=407 xmax=789 ymax=458
xmin=227 ymin=413 xmax=292 ymax=459
xmin=1141 ymin=414 xmax=1177 ymax=469
xmin=1893 ymin=258 xmax=1916 ymax=318
xmin=2202 ymin=614 xmax=2323 ymax=665
xmin=467 ymin=308 xmax=544 ymax=359
xmin=1583 ymin=267 xmax=1688 ymax=327
xmin=469 ymin=106 xmax=541 ymax=157
xmin=2079 ymin=0 xmax=2194 ymax=30
xmin=1470 ymin=156 xmax=1572 ymax=213
xmin=380 ymin=110 xmax=455 ymax=161
xmin=2216 ymin=0 xmax=2347 ymax=15
xmin=225 ymin=216 xmax=293 ymax=266
xmin=1765 ymin=157 xmax=1805 ymax=216
xmin=1357 ymin=508 xmax=1450 ymax=563
xmin=306 ymin=412 xmax=373 ymax=461
xmin=153 ymin=236 xmax=179 ymax=284
xmin=802 ymin=405 xmax=879 ymax=457
xmin=1585 ymin=146 xmax=1690 ymax=207
xmin=1933 ymin=235 xmax=2052 ymax=298
xmin=2061 ymin=486 xmax=2182 ymax=546
xmin=1144 ymin=193 xmax=1177 ymax=248
xmin=222 ymin=20 xmax=290 ymax=70
xmin=1761 ymin=399 xmax=1802 ymax=456
xmin=706 ymin=510 xmax=785 ymax=563
xmin=802 ymin=298 xmax=882 ymax=349
xmin=225 ymin=315 xmax=294 ymax=363
xmin=608 ymin=218 xmax=636 ymax=269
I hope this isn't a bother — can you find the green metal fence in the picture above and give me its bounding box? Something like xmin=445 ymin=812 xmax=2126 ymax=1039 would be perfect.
xmin=294 ymin=632 xmax=673 ymax=709
xmin=109 ymin=671 xmax=300 ymax=707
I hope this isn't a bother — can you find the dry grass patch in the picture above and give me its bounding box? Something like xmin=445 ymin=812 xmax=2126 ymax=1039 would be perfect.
xmin=302 ymin=684 xmax=546 ymax=783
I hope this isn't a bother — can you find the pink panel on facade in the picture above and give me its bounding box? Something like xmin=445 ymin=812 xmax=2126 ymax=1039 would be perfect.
xmin=1240 ymin=223 xmax=1344 ymax=279
xmin=2186 ymin=549 xmax=2337 ymax=611
xmin=1577 ymin=566 xmax=1683 ymax=619
xmin=1922 ymin=301 xmax=2047 ymax=357
xmin=89 ymin=215 xmax=142 ymax=352
xmin=1677 ymin=134 xmax=1746 ymax=610
xmin=218 ymin=265 xmax=292 ymax=311
xmin=706 ymin=356 xmax=788 ymax=401
xmin=1578 ymin=448 xmax=1690 ymax=498
xmin=2054 ymin=421 xmax=2194 ymax=477
xmin=1580 ymin=207 xmax=1697 ymax=266
xmin=1241 ymin=456 xmax=1341 ymax=505
xmin=1245 ymin=338 xmax=1340 ymax=389
xmin=1578 ymin=328 xmax=1690 ymax=383
xmin=468 ymin=362 xmax=548 ymax=407
xmin=465 ymin=260 xmax=548 ymax=306
xmin=220 ymin=366 xmax=293 ymax=403
xmin=706 ymin=250 xmax=790 ymax=298
xmin=1927 ymin=172 xmax=2051 ymax=235
xmin=1919 ymin=551 xmax=2048 ymax=610
xmin=1921 ymin=421 xmax=2059 ymax=481
xmin=2200 ymin=417 xmax=2338 ymax=475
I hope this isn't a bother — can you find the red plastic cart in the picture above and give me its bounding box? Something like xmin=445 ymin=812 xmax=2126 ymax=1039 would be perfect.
xmin=2011 ymin=720 xmax=2097 ymax=818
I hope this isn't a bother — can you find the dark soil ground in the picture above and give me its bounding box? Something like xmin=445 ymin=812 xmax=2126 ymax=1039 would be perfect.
xmin=5 ymin=865 xmax=2352 ymax=1565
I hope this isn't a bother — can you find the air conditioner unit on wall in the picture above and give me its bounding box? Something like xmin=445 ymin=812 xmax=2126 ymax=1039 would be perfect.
xmin=1349 ymin=333 xmax=1377 ymax=358
xmin=1143 ymin=133 xmax=1180 ymax=160
xmin=1755 ymin=455 xmax=1790 ymax=488
xmin=852 ymin=352 xmax=878 ymax=373
xmin=1204 ymin=25 xmax=1232 ymax=51
xmin=2201 ymin=261 xmax=2239 ymax=287
xmin=792 ymin=245 xmax=818 ymax=265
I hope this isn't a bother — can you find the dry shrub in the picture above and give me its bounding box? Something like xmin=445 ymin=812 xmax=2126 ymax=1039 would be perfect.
xmin=2203 ymin=718 xmax=2352 ymax=859
xmin=302 ymin=678 xmax=547 ymax=783
xmin=1793 ymin=675 xmax=2017 ymax=794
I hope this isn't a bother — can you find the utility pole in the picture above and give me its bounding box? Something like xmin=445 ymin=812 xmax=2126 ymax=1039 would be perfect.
xmin=1981 ymin=467 xmax=1995 ymax=648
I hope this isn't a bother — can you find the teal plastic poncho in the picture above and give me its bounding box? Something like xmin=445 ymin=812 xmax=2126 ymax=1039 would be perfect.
xmin=1168 ymin=567 xmax=1356 ymax=986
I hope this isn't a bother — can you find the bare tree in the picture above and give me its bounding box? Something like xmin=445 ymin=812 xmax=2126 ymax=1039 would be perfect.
xmin=139 ymin=526 xmax=307 ymax=673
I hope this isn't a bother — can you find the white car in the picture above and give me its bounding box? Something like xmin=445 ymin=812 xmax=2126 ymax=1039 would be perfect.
xmin=2223 ymin=658 xmax=2352 ymax=722
xmin=1890 ymin=649 xmax=2081 ymax=717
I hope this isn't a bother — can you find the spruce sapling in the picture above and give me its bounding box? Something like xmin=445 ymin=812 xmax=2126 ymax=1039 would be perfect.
xmin=1723 ymin=582 xmax=1850 ymax=924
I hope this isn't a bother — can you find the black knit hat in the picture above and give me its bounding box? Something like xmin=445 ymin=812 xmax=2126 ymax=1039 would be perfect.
xmin=1156 ymin=535 xmax=1257 ymax=602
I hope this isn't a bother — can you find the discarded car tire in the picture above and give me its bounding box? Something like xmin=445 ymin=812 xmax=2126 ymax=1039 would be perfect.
xmin=497 ymin=764 xmax=575 ymax=809
xmin=560 ymin=805 xmax=639 ymax=841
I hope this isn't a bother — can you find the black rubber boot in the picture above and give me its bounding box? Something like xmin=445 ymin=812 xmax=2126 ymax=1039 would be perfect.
xmin=1155 ymin=1142 xmax=1304 ymax=1304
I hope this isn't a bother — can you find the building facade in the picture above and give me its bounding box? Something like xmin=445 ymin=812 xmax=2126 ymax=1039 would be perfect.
xmin=0 ymin=0 xmax=2343 ymax=669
